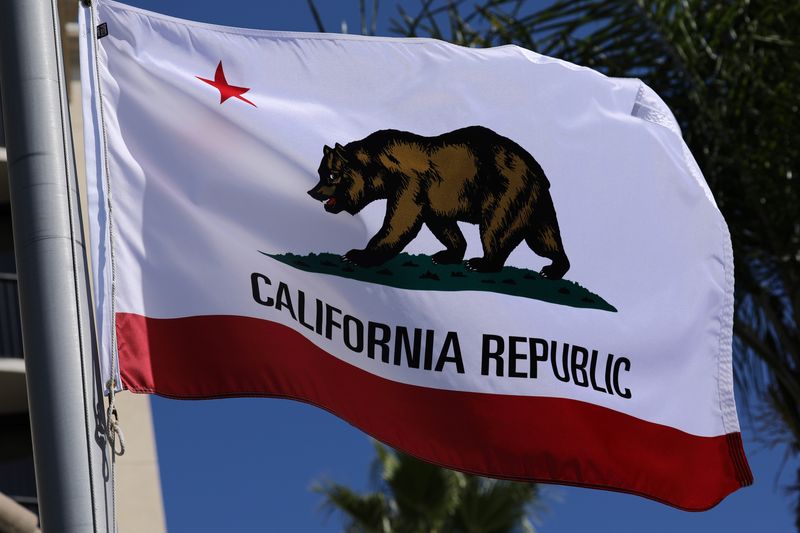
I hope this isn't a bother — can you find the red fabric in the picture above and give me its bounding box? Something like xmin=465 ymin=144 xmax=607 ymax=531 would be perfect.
xmin=117 ymin=312 xmax=752 ymax=510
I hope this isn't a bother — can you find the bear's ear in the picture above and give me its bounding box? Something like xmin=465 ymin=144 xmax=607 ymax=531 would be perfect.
xmin=323 ymin=144 xmax=333 ymax=155
xmin=334 ymin=143 xmax=348 ymax=162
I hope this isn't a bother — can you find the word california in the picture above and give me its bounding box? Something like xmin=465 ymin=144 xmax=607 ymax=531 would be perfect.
xmin=250 ymin=272 xmax=631 ymax=397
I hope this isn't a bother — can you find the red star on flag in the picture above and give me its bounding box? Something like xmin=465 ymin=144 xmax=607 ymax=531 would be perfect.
xmin=196 ymin=61 xmax=256 ymax=107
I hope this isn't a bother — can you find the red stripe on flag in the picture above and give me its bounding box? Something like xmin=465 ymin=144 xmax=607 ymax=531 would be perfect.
xmin=116 ymin=313 xmax=752 ymax=510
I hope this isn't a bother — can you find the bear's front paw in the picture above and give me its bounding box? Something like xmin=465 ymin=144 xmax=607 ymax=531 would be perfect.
xmin=432 ymin=250 xmax=464 ymax=265
xmin=343 ymin=249 xmax=381 ymax=267
xmin=466 ymin=257 xmax=502 ymax=273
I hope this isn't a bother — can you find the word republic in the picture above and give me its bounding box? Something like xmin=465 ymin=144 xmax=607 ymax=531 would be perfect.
xmin=251 ymin=272 xmax=632 ymax=398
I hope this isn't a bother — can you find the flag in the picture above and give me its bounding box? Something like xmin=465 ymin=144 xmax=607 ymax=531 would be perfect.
xmin=79 ymin=0 xmax=752 ymax=509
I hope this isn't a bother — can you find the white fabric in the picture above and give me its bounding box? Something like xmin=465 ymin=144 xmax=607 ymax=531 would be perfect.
xmin=80 ymin=5 xmax=118 ymax=390
xmin=80 ymin=0 xmax=739 ymax=436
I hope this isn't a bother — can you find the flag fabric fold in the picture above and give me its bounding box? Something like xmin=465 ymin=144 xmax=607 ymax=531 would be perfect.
xmin=79 ymin=0 xmax=751 ymax=510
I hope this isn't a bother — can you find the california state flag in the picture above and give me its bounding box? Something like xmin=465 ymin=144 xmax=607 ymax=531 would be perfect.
xmin=80 ymin=0 xmax=752 ymax=509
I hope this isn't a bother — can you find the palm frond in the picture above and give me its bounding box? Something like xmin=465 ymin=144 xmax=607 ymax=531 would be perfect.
xmin=306 ymin=0 xmax=326 ymax=32
xmin=314 ymin=482 xmax=391 ymax=533
xmin=315 ymin=443 xmax=541 ymax=532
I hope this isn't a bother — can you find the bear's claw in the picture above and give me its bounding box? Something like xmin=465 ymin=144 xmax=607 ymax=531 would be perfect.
xmin=466 ymin=257 xmax=502 ymax=273
xmin=540 ymin=259 xmax=569 ymax=280
xmin=344 ymin=248 xmax=384 ymax=267
xmin=432 ymin=250 xmax=464 ymax=265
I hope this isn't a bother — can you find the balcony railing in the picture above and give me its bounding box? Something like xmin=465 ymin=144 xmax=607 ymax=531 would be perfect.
xmin=0 ymin=272 xmax=22 ymax=358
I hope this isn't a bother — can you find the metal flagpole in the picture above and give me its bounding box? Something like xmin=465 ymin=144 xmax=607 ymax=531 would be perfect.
xmin=0 ymin=0 xmax=112 ymax=531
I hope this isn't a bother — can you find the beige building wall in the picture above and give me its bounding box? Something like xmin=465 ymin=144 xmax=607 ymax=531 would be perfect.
xmin=111 ymin=393 xmax=167 ymax=532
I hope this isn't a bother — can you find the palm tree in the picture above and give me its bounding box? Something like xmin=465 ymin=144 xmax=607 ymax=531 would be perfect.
xmin=389 ymin=0 xmax=799 ymax=525
xmin=315 ymin=442 xmax=540 ymax=533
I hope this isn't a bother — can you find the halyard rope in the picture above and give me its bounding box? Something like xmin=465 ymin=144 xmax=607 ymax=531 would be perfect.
xmin=87 ymin=0 xmax=125 ymax=531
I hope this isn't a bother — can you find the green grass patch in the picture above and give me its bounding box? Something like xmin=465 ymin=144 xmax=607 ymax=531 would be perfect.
xmin=262 ymin=251 xmax=617 ymax=312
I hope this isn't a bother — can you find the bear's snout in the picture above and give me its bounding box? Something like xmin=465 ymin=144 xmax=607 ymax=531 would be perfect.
xmin=307 ymin=183 xmax=331 ymax=201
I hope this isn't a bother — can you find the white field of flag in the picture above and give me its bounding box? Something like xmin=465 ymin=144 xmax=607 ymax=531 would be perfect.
xmin=79 ymin=0 xmax=752 ymax=510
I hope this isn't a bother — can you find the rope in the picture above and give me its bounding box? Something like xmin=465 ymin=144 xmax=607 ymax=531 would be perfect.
xmin=88 ymin=2 xmax=121 ymax=393
xmin=86 ymin=1 xmax=125 ymax=531
xmin=106 ymin=379 xmax=127 ymax=458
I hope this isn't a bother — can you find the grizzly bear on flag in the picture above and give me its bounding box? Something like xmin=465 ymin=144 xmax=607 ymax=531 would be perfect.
xmin=307 ymin=126 xmax=570 ymax=279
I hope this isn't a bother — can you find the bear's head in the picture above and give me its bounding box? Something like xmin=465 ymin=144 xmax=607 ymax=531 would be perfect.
xmin=308 ymin=143 xmax=371 ymax=215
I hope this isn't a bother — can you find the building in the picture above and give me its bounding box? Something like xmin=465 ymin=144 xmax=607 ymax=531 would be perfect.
xmin=0 ymin=2 xmax=166 ymax=530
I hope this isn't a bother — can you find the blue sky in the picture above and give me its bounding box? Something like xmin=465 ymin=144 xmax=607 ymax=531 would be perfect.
xmin=115 ymin=1 xmax=800 ymax=531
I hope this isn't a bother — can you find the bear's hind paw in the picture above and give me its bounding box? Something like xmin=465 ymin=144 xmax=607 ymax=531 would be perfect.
xmin=344 ymin=248 xmax=386 ymax=268
xmin=540 ymin=262 xmax=568 ymax=280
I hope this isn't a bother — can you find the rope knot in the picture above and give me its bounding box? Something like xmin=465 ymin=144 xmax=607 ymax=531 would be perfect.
xmin=105 ymin=379 xmax=126 ymax=457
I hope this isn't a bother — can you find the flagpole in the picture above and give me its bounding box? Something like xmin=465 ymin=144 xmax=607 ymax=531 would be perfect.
xmin=0 ymin=0 xmax=111 ymax=531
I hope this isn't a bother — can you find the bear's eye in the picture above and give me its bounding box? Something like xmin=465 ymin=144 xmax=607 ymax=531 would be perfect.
xmin=329 ymin=173 xmax=341 ymax=184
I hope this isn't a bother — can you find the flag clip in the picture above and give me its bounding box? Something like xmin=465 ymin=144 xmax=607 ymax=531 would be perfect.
xmin=97 ymin=22 xmax=108 ymax=39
